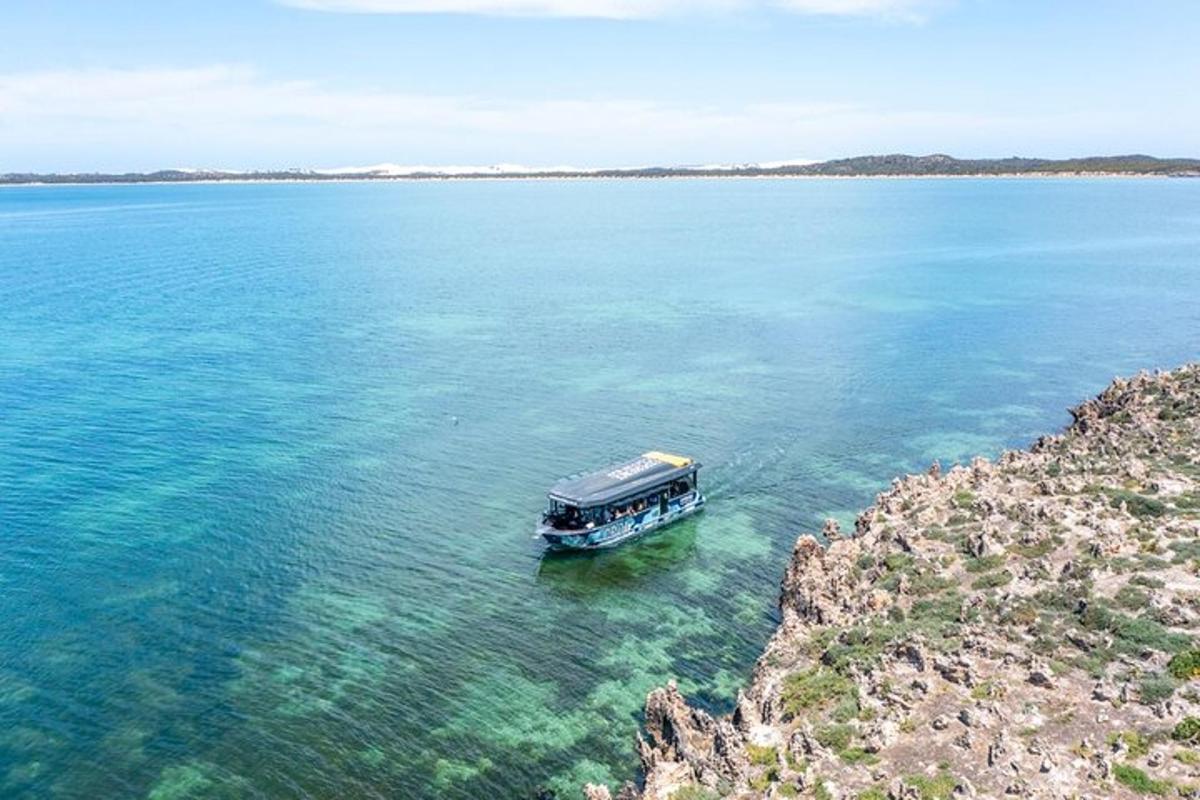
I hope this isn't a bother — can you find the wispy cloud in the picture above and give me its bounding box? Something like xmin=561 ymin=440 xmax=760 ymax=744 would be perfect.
xmin=0 ymin=65 xmax=1128 ymax=172
xmin=0 ymin=65 xmax=841 ymax=142
xmin=775 ymin=0 xmax=946 ymax=20
xmin=276 ymin=0 xmax=946 ymax=20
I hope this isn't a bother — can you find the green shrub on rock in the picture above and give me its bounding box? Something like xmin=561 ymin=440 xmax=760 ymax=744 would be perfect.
xmin=1113 ymin=763 xmax=1171 ymax=795
xmin=1140 ymin=673 xmax=1178 ymax=704
xmin=1080 ymin=602 xmax=1191 ymax=655
xmin=952 ymin=490 xmax=975 ymax=509
xmin=972 ymin=569 xmax=1013 ymax=590
xmin=667 ymin=786 xmax=719 ymax=800
xmin=1115 ymin=584 xmax=1151 ymax=610
xmin=963 ymin=554 xmax=1005 ymax=573
xmin=1110 ymin=730 xmax=1152 ymax=758
xmin=1107 ymin=489 xmax=1167 ymax=519
xmin=1169 ymin=650 xmax=1200 ymax=680
xmin=814 ymin=723 xmax=854 ymax=752
xmin=903 ymin=769 xmax=957 ymax=800
xmin=1172 ymin=717 xmax=1200 ymax=743
xmin=745 ymin=743 xmax=777 ymax=766
xmin=781 ymin=668 xmax=857 ymax=717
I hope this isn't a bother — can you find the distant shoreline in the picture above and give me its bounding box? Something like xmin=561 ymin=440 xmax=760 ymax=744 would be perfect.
xmin=2 ymin=171 xmax=1197 ymax=188
xmin=4 ymin=154 xmax=1198 ymax=186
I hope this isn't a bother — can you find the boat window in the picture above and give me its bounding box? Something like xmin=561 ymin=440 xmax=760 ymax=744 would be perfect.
xmin=669 ymin=476 xmax=694 ymax=494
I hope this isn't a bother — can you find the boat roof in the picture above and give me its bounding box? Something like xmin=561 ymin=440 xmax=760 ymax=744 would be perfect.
xmin=549 ymin=451 xmax=699 ymax=507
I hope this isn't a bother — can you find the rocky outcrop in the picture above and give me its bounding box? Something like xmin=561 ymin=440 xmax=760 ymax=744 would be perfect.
xmin=634 ymin=680 xmax=749 ymax=794
xmin=593 ymin=365 xmax=1200 ymax=799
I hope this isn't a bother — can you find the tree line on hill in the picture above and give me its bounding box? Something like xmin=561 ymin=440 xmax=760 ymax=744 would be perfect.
xmin=3 ymin=154 xmax=1199 ymax=184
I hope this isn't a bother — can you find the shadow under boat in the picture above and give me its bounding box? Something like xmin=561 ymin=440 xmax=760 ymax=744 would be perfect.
xmin=534 ymin=515 xmax=702 ymax=594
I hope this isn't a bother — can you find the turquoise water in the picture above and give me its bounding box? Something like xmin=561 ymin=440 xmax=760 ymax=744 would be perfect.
xmin=1 ymin=178 xmax=1198 ymax=799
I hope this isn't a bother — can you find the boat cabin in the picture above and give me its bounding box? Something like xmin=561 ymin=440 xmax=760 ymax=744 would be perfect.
xmin=542 ymin=451 xmax=700 ymax=532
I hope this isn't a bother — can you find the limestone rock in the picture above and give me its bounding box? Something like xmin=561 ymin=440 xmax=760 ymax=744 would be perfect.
xmin=594 ymin=365 xmax=1200 ymax=800
xmin=584 ymin=784 xmax=613 ymax=800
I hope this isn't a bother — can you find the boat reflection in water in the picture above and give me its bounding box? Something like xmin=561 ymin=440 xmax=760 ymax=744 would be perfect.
xmin=537 ymin=451 xmax=705 ymax=550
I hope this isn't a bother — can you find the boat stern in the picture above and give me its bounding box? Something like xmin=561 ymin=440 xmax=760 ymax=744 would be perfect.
xmin=537 ymin=523 xmax=592 ymax=550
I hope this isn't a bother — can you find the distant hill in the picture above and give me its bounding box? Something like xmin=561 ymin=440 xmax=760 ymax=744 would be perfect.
xmin=3 ymin=154 xmax=1199 ymax=184
xmin=788 ymin=153 xmax=1200 ymax=177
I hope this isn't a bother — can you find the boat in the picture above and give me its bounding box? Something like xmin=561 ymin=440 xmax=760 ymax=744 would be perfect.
xmin=537 ymin=451 xmax=706 ymax=550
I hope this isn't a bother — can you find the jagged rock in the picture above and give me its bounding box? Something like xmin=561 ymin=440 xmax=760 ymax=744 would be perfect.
xmin=1088 ymin=753 xmax=1112 ymax=780
xmin=892 ymin=641 xmax=928 ymax=672
xmin=863 ymin=719 xmax=900 ymax=752
xmin=934 ymin=655 xmax=975 ymax=686
xmin=779 ymin=536 xmax=850 ymax=627
xmin=710 ymin=720 xmax=747 ymax=782
xmin=1026 ymin=662 xmax=1055 ymax=689
xmin=641 ymin=680 xmax=714 ymax=768
xmin=614 ymin=783 xmax=639 ymax=800
xmin=788 ymin=724 xmax=828 ymax=760
xmin=988 ymin=732 xmax=1010 ymax=768
xmin=1066 ymin=630 xmax=1093 ymax=652
xmin=967 ymin=529 xmax=994 ymax=558
xmin=637 ymin=679 xmax=749 ymax=792
xmin=584 ymin=784 xmax=613 ymax=800
xmin=595 ymin=365 xmax=1200 ymax=800
xmin=733 ymin=689 xmax=761 ymax=731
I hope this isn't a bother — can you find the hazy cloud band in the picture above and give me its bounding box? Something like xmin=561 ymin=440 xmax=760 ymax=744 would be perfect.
xmin=277 ymin=0 xmax=945 ymax=20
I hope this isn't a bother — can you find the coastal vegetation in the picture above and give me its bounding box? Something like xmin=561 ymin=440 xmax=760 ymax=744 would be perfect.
xmin=4 ymin=155 xmax=1199 ymax=185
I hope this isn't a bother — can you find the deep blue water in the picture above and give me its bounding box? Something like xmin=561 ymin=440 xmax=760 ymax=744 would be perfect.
xmin=1 ymin=178 xmax=1198 ymax=799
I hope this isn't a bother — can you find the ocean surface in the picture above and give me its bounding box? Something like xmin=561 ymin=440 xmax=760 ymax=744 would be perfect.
xmin=1 ymin=177 xmax=1198 ymax=799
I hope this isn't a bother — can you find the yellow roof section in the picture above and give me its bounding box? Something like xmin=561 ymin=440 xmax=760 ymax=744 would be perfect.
xmin=643 ymin=451 xmax=692 ymax=468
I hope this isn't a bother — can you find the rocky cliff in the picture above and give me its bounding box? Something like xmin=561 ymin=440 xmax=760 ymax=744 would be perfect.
xmin=587 ymin=364 xmax=1200 ymax=800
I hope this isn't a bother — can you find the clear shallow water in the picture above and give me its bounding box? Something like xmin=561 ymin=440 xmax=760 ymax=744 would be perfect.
xmin=1 ymin=178 xmax=1198 ymax=799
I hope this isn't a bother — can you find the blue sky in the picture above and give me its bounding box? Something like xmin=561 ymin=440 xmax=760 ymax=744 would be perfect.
xmin=1 ymin=0 xmax=1197 ymax=171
